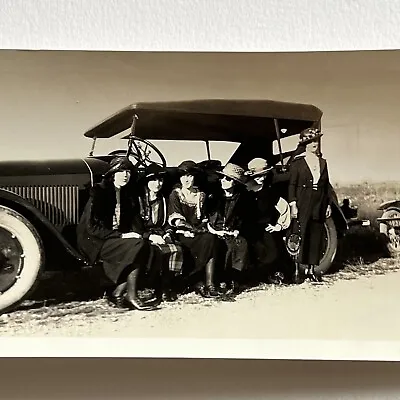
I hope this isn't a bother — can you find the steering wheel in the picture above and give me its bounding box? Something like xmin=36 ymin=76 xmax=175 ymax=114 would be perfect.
xmin=109 ymin=137 xmax=167 ymax=169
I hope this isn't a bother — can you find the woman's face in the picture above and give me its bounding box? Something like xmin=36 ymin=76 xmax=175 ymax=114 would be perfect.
xmin=306 ymin=139 xmax=319 ymax=154
xmin=147 ymin=177 xmax=163 ymax=193
xmin=254 ymin=175 xmax=266 ymax=185
xmin=220 ymin=175 xmax=235 ymax=190
xmin=180 ymin=173 xmax=194 ymax=189
xmin=113 ymin=170 xmax=131 ymax=187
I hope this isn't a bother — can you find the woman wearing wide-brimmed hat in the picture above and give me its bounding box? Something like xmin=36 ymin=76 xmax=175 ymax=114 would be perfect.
xmin=244 ymin=158 xmax=291 ymax=284
xmin=207 ymin=163 xmax=250 ymax=294
xmin=167 ymin=160 xmax=220 ymax=298
xmin=76 ymin=156 xmax=156 ymax=311
xmin=138 ymin=163 xmax=184 ymax=302
xmin=288 ymin=128 xmax=332 ymax=282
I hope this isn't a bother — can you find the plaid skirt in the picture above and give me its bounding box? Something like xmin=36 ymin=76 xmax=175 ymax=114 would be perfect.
xmin=151 ymin=242 xmax=184 ymax=274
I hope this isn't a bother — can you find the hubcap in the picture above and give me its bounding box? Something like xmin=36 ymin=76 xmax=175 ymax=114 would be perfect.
xmin=0 ymin=227 xmax=24 ymax=294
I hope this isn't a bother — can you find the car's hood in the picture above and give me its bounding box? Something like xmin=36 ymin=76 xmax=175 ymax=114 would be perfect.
xmin=0 ymin=158 xmax=109 ymax=187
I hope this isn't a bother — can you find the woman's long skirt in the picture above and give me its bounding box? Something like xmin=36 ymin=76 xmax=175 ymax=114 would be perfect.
xmin=216 ymin=235 xmax=248 ymax=272
xmin=249 ymin=231 xmax=279 ymax=267
xmin=100 ymin=237 xmax=151 ymax=284
xmin=299 ymin=219 xmax=325 ymax=265
xmin=176 ymin=232 xmax=218 ymax=277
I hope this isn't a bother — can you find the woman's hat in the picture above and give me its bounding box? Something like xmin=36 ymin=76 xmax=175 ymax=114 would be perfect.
xmin=144 ymin=163 xmax=166 ymax=180
xmin=245 ymin=158 xmax=273 ymax=177
xmin=104 ymin=156 xmax=134 ymax=178
xmin=298 ymin=128 xmax=323 ymax=145
xmin=177 ymin=160 xmax=201 ymax=175
xmin=216 ymin=163 xmax=246 ymax=184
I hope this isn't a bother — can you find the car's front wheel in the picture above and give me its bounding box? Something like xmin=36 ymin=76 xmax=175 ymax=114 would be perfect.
xmin=0 ymin=205 xmax=44 ymax=314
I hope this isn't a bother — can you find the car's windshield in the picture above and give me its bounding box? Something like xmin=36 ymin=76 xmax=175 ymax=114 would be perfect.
xmin=90 ymin=131 xmax=240 ymax=166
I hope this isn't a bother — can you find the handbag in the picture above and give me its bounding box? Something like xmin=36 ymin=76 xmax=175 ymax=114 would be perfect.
xmin=285 ymin=218 xmax=301 ymax=259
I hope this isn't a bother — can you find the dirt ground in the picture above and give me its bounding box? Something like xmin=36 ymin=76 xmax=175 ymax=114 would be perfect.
xmin=1 ymin=256 xmax=400 ymax=341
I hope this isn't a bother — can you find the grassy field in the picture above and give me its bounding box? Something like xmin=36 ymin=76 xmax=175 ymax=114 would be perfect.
xmin=332 ymin=181 xmax=400 ymax=270
xmin=334 ymin=181 xmax=400 ymax=223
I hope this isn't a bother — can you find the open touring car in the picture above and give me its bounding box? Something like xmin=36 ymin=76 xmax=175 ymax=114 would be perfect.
xmin=0 ymin=99 xmax=348 ymax=314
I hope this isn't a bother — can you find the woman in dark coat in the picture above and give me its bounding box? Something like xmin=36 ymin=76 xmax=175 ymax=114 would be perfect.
xmin=76 ymin=156 xmax=156 ymax=311
xmin=244 ymin=158 xmax=291 ymax=284
xmin=138 ymin=163 xmax=184 ymax=302
xmin=167 ymin=160 xmax=220 ymax=298
xmin=207 ymin=163 xmax=249 ymax=294
xmin=288 ymin=128 xmax=332 ymax=282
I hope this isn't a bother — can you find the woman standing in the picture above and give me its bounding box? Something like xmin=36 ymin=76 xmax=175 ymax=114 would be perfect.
xmin=138 ymin=163 xmax=184 ymax=302
xmin=207 ymin=163 xmax=249 ymax=294
xmin=76 ymin=156 xmax=156 ymax=311
xmin=245 ymin=158 xmax=291 ymax=284
xmin=288 ymin=128 xmax=332 ymax=282
xmin=168 ymin=160 xmax=220 ymax=298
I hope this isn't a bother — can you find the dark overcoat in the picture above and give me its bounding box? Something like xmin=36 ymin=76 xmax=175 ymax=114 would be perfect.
xmin=208 ymin=187 xmax=248 ymax=233
xmin=76 ymin=181 xmax=146 ymax=265
xmin=243 ymin=181 xmax=284 ymax=267
xmin=288 ymin=155 xmax=331 ymax=264
xmin=288 ymin=155 xmax=330 ymax=222
xmin=208 ymin=187 xmax=249 ymax=272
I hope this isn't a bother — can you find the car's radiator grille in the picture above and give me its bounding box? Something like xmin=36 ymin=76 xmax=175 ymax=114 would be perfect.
xmin=1 ymin=185 xmax=80 ymax=226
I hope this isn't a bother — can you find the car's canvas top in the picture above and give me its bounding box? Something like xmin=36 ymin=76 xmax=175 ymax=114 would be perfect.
xmin=84 ymin=99 xmax=323 ymax=142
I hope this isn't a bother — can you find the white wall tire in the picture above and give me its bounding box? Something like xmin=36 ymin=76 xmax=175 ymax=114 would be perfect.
xmin=0 ymin=205 xmax=44 ymax=314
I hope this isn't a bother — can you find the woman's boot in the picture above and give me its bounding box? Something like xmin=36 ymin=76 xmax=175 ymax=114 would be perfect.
xmin=162 ymin=270 xmax=178 ymax=302
xmin=108 ymin=282 xmax=127 ymax=308
xmin=205 ymin=258 xmax=220 ymax=297
xmin=292 ymin=262 xmax=304 ymax=284
xmin=308 ymin=265 xmax=323 ymax=282
xmin=125 ymin=268 xmax=157 ymax=311
xmin=225 ymin=268 xmax=241 ymax=295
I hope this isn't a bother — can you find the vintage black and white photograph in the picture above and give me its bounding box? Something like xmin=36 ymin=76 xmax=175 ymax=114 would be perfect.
xmin=0 ymin=49 xmax=399 ymax=351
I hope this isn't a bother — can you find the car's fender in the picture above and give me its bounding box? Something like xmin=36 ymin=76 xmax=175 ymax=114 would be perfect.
xmin=0 ymin=188 xmax=88 ymax=267
xmin=377 ymin=200 xmax=400 ymax=211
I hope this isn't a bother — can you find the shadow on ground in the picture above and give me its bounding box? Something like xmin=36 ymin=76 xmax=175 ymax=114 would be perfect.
xmin=20 ymin=267 xmax=109 ymax=311
xmin=329 ymin=225 xmax=392 ymax=274
xmin=17 ymin=225 xmax=397 ymax=312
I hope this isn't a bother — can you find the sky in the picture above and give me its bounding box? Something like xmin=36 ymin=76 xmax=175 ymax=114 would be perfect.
xmin=0 ymin=50 xmax=399 ymax=185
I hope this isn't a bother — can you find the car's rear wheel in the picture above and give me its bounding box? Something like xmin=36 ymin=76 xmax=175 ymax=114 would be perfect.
xmin=314 ymin=218 xmax=338 ymax=275
xmin=0 ymin=205 xmax=44 ymax=314
xmin=285 ymin=218 xmax=338 ymax=275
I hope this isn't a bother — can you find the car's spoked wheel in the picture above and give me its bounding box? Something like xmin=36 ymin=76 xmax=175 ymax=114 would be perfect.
xmin=379 ymin=209 xmax=400 ymax=256
xmin=0 ymin=206 xmax=44 ymax=314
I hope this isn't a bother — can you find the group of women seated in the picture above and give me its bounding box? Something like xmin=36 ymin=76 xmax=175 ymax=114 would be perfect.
xmin=76 ymin=127 xmax=333 ymax=311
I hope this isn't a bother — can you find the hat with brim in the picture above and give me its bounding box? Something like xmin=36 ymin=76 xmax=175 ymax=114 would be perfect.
xmin=177 ymin=160 xmax=202 ymax=176
xmin=144 ymin=163 xmax=166 ymax=180
xmin=298 ymin=128 xmax=323 ymax=145
xmin=245 ymin=158 xmax=273 ymax=177
xmin=104 ymin=156 xmax=134 ymax=178
xmin=216 ymin=163 xmax=246 ymax=185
